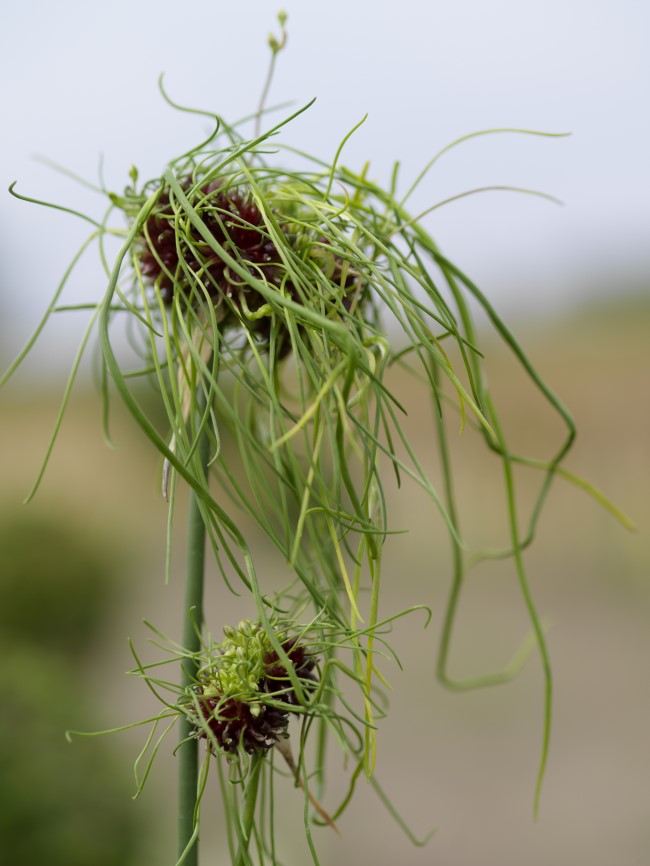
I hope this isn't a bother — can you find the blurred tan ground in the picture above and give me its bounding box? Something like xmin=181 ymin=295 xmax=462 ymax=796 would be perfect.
xmin=1 ymin=298 xmax=648 ymax=865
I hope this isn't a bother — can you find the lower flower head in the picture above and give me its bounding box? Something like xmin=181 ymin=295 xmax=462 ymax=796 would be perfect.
xmin=186 ymin=620 xmax=318 ymax=755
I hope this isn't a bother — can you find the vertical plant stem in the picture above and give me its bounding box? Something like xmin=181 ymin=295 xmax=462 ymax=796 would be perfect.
xmin=235 ymin=753 xmax=264 ymax=866
xmin=178 ymin=424 xmax=211 ymax=866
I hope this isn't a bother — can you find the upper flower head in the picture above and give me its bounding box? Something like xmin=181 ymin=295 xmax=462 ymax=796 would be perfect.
xmin=129 ymin=173 xmax=366 ymax=357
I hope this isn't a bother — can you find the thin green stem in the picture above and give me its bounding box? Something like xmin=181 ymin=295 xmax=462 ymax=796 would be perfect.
xmin=177 ymin=416 xmax=211 ymax=866
xmin=486 ymin=393 xmax=552 ymax=819
xmin=235 ymin=754 xmax=264 ymax=866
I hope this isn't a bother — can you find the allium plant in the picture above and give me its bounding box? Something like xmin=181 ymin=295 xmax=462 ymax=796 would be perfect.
xmin=3 ymin=12 xmax=633 ymax=866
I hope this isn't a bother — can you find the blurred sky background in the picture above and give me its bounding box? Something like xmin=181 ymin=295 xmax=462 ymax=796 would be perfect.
xmin=1 ymin=0 xmax=649 ymax=374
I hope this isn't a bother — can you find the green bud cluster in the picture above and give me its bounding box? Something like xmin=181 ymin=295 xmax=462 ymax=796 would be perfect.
xmin=200 ymin=620 xmax=286 ymax=703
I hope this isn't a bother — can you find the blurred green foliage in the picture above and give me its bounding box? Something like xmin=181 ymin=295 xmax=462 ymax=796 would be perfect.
xmin=0 ymin=514 xmax=119 ymax=652
xmin=0 ymin=512 xmax=145 ymax=866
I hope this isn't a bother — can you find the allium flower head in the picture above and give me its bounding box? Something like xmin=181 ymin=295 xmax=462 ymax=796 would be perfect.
xmin=132 ymin=173 xmax=365 ymax=357
xmin=139 ymin=179 xmax=285 ymax=313
xmin=187 ymin=620 xmax=317 ymax=755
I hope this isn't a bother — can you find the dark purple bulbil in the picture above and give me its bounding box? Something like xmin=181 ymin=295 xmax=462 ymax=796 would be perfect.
xmin=139 ymin=180 xmax=283 ymax=310
xmin=262 ymin=636 xmax=318 ymax=706
xmin=193 ymin=693 xmax=290 ymax=754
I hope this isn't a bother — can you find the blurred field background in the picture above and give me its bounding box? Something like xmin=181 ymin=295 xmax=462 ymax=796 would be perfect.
xmin=1 ymin=290 xmax=648 ymax=866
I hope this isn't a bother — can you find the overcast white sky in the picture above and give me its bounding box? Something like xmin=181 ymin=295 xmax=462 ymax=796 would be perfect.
xmin=1 ymin=0 xmax=648 ymax=368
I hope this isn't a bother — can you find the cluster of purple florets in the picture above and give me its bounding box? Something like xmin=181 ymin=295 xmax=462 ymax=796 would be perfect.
xmin=137 ymin=176 xmax=361 ymax=355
